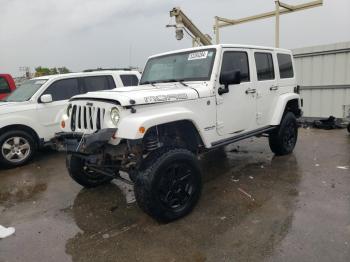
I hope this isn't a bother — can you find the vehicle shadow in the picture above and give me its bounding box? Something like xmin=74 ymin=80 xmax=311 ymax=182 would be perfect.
xmin=65 ymin=142 xmax=301 ymax=262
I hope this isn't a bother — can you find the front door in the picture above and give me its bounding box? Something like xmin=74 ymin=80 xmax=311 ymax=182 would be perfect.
xmin=37 ymin=78 xmax=80 ymax=138
xmin=216 ymin=49 xmax=257 ymax=136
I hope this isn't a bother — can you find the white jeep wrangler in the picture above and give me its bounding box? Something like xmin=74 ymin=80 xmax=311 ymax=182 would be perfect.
xmin=0 ymin=70 xmax=140 ymax=167
xmin=58 ymin=44 xmax=302 ymax=222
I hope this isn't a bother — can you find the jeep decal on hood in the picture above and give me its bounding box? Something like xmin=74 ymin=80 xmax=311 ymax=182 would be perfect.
xmin=70 ymin=84 xmax=198 ymax=106
xmin=144 ymin=93 xmax=188 ymax=103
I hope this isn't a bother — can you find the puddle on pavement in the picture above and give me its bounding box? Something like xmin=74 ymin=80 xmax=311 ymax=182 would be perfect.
xmin=65 ymin=139 xmax=302 ymax=262
xmin=0 ymin=181 xmax=47 ymax=208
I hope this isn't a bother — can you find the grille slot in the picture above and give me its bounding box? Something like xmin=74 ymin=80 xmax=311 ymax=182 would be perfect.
xmin=70 ymin=105 xmax=105 ymax=132
xmin=77 ymin=106 xmax=81 ymax=129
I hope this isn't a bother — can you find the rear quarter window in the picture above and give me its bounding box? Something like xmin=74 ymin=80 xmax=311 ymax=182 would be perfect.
xmin=277 ymin=53 xmax=294 ymax=79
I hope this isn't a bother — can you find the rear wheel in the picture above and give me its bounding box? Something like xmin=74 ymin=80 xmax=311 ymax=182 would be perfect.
xmin=347 ymin=123 xmax=350 ymax=133
xmin=269 ymin=112 xmax=298 ymax=156
xmin=66 ymin=154 xmax=113 ymax=188
xmin=0 ymin=130 xmax=36 ymax=167
xmin=134 ymin=147 xmax=202 ymax=223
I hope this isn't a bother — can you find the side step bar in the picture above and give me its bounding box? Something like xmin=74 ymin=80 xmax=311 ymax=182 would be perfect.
xmin=211 ymin=126 xmax=276 ymax=148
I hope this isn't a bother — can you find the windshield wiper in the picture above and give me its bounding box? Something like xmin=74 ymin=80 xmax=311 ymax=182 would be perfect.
xmin=163 ymin=79 xmax=188 ymax=87
xmin=140 ymin=81 xmax=156 ymax=86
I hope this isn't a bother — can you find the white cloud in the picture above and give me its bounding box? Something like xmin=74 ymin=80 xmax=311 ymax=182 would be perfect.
xmin=0 ymin=0 xmax=349 ymax=76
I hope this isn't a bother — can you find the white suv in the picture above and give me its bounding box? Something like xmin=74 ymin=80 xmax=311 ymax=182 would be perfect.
xmin=0 ymin=70 xmax=141 ymax=167
xmin=58 ymin=45 xmax=302 ymax=222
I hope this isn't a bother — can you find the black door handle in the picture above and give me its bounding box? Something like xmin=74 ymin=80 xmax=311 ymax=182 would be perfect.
xmin=270 ymin=86 xmax=279 ymax=91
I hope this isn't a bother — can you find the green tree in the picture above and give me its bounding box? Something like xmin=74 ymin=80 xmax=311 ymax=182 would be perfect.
xmin=34 ymin=66 xmax=51 ymax=77
xmin=49 ymin=67 xmax=58 ymax=75
xmin=35 ymin=66 xmax=71 ymax=77
xmin=58 ymin=67 xmax=71 ymax=74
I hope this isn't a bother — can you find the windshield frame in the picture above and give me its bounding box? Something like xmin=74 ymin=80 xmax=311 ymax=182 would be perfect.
xmin=140 ymin=48 xmax=217 ymax=85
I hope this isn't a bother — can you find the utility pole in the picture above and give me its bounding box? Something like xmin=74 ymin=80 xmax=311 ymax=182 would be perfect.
xmin=275 ymin=0 xmax=280 ymax=48
xmin=19 ymin=66 xmax=30 ymax=78
xmin=214 ymin=0 xmax=323 ymax=47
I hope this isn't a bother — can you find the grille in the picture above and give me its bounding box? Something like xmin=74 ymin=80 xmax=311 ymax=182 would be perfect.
xmin=70 ymin=105 xmax=106 ymax=132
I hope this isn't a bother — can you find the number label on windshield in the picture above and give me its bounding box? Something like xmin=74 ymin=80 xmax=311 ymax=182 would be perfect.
xmin=188 ymin=51 xmax=208 ymax=60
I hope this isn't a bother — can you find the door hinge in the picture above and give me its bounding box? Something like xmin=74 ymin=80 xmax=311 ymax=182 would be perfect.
xmin=216 ymin=96 xmax=224 ymax=105
xmin=256 ymin=112 xmax=262 ymax=120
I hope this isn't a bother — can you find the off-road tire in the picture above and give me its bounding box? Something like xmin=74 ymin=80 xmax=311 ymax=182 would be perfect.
xmin=134 ymin=147 xmax=202 ymax=223
xmin=66 ymin=154 xmax=113 ymax=188
xmin=269 ymin=112 xmax=298 ymax=156
xmin=0 ymin=130 xmax=36 ymax=167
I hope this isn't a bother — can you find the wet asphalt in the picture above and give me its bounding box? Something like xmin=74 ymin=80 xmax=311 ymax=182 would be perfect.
xmin=0 ymin=128 xmax=349 ymax=262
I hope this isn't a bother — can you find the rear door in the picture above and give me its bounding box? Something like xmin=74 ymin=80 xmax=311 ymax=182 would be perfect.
xmin=254 ymin=51 xmax=278 ymax=127
xmin=37 ymin=78 xmax=81 ymax=137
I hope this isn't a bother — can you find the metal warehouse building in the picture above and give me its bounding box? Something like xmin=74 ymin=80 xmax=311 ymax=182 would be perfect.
xmin=293 ymin=41 xmax=350 ymax=119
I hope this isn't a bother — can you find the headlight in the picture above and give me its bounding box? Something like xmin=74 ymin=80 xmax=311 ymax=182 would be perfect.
xmin=110 ymin=107 xmax=120 ymax=125
xmin=66 ymin=104 xmax=72 ymax=116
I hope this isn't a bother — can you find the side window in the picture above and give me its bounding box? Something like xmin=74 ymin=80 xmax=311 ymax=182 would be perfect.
xmin=255 ymin=52 xmax=275 ymax=81
xmin=120 ymin=74 xmax=139 ymax=86
xmin=82 ymin=76 xmax=115 ymax=92
xmin=221 ymin=51 xmax=250 ymax=82
xmin=0 ymin=77 xmax=11 ymax=93
xmin=277 ymin=53 xmax=294 ymax=78
xmin=43 ymin=78 xmax=79 ymax=101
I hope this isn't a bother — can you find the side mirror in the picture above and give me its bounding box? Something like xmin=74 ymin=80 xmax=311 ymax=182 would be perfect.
xmin=40 ymin=94 xmax=53 ymax=103
xmin=218 ymin=70 xmax=241 ymax=95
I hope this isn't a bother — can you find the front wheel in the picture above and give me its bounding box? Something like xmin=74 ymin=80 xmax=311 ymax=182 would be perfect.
xmin=0 ymin=130 xmax=36 ymax=167
xmin=66 ymin=155 xmax=113 ymax=188
xmin=134 ymin=147 xmax=202 ymax=223
xmin=269 ymin=112 xmax=298 ymax=156
xmin=347 ymin=123 xmax=350 ymax=133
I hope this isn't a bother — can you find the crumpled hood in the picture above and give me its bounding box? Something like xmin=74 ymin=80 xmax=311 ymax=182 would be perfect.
xmin=70 ymin=84 xmax=200 ymax=106
xmin=0 ymin=101 xmax=33 ymax=115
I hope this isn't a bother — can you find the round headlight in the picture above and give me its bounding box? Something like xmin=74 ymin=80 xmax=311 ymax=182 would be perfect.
xmin=110 ymin=107 xmax=120 ymax=125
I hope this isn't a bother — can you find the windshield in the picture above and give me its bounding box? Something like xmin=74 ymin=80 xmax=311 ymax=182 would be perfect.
xmin=140 ymin=49 xmax=216 ymax=85
xmin=3 ymin=79 xmax=47 ymax=102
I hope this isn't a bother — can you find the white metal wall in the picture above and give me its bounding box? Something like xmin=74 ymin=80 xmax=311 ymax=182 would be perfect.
xmin=293 ymin=42 xmax=350 ymax=118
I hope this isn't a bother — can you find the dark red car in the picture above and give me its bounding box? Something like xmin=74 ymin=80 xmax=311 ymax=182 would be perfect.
xmin=0 ymin=74 xmax=16 ymax=100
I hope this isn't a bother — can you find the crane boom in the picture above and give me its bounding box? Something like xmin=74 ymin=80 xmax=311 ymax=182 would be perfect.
xmin=169 ymin=7 xmax=212 ymax=46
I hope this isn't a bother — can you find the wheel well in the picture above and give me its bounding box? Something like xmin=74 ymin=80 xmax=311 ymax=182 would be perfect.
xmin=0 ymin=125 xmax=40 ymax=146
xmin=284 ymin=99 xmax=301 ymax=118
xmin=143 ymin=120 xmax=204 ymax=153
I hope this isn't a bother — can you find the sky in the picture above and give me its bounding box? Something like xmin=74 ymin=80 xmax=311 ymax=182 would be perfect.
xmin=0 ymin=0 xmax=349 ymax=77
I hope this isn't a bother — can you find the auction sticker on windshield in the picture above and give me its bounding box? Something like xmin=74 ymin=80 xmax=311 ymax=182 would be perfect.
xmin=188 ymin=51 xmax=208 ymax=60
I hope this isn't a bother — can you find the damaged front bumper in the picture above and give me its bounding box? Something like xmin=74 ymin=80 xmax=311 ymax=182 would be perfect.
xmin=54 ymin=128 xmax=118 ymax=154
